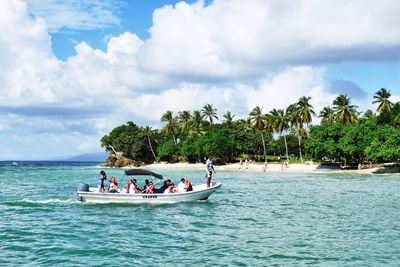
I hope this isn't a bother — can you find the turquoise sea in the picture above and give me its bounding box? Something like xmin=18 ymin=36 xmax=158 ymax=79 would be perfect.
xmin=1 ymin=162 xmax=400 ymax=266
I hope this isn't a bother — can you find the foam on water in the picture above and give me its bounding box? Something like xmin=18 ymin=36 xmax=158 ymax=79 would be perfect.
xmin=20 ymin=198 xmax=77 ymax=204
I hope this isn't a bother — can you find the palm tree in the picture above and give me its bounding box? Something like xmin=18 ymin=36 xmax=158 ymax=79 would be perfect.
xmin=249 ymin=106 xmax=267 ymax=161
xmin=319 ymin=106 xmax=335 ymax=123
xmin=297 ymin=96 xmax=315 ymax=125
xmin=372 ymin=88 xmax=393 ymax=113
xmin=143 ymin=126 xmax=157 ymax=161
xmin=271 ymin=108 xmax=289 ymax=161
xmin=223 ymin=111 xmax=235 ymax=125
xmin=294 ymin=96 xmax=315 ymax=162
xmin=201 ymin=104 xmax=218 ymax=124
xmin=178 ymin=110 xmax=192 ymax=133
xmin=332 ymin=94 xmax=358 ymax=125
xmin=191 ymin=110 xmax=204 ymax=135
xmin=161 ymin=110 xmax=177 ymax=145
xmin=287 ymin=104 xmax=303 ymax=162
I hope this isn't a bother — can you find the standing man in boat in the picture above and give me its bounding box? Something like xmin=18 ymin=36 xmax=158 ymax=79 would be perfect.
xmin=205 ymin=155 xmax=215 ymax=188
xmin=99 ymin=170 xmax=107 ymax=192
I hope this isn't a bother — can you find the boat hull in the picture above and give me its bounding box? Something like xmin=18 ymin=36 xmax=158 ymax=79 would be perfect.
xmin=77 ymin=183 xmax=222 ymax=204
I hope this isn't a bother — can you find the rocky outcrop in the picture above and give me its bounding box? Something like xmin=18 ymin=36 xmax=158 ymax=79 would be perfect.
xmin=101 ymin=155 xmax=145 ymax=167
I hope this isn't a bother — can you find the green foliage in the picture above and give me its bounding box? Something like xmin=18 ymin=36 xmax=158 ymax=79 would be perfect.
xmin=338 ymin=119 xmax=376 ymax=163
xmin=157 ymin=139 xmax=180 ymax=162
xmin=305 ymin=123 xmax=344 ymax=162
xmin=365 ymin=125 xmax=400 ymax=162
xmin=100 ymin=121 xmax=155 ymax=163
xmin=100 ymin=96 xmax=400 ymax=165
xmin=305 ymin=118 xmax=400 ymax=164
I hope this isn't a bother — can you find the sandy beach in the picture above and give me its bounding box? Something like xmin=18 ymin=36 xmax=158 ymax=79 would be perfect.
xmin=138 ymin=162 xmax=398 ymax=174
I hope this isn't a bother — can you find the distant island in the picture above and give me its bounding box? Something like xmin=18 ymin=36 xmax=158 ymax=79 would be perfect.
xmin=58 ymin=151 xmax=108 ymax=162
xmin=100 ymin=90 xmax=400 ymax=170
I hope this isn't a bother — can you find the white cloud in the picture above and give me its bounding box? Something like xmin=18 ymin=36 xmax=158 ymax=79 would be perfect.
xmin=0 ymin=0 xmax=60 ymax=106
xmin=140 ymin=0 xmax=400 ymax=81
xmin=129 ymin=67 xmax=334 ymax=125
xmin=26 ymin=0 xmax=122 ymax=32
xmin=1 ymin=0 xmax=400 ymax=159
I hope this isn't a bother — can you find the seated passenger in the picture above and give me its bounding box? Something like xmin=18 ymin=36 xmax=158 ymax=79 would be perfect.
xmin=143 ymin=179 xmax=155 ymax=194
xmin=132 ymin=179 xmax=142 ymax=193
xmin=125 ymin=179 xmax=133 ymax=193
xmin=177 ymin=178 xmax=187 ymax=193
xmin=154 ymin=180 xmax=167 ymax=193
xmin=164 ymin=183 xmax=176 ymax=194
xmin=108 ymin=177 xmax=119 ymax=193
xmin=185 ymin=178 xmax=193 ymax=192
xmin=159 ymin=180 xmax=169 ymax=192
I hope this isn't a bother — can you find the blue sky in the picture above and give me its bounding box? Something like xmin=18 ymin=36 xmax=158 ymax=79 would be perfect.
xmin=1 ymin=0 xmax=400 ymax=160
xmin=50 ymin=0 xmax=198 ymax=60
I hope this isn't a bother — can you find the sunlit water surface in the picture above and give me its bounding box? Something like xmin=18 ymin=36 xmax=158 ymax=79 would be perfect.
xmin=1 ymin=162 xmax=399 ymax=266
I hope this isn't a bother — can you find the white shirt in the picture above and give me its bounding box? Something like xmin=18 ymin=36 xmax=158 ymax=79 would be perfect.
xmin=129 ymin=184 xmax=136 ymax=194
xmin=177 ymin=181 xmax=187 ymax=193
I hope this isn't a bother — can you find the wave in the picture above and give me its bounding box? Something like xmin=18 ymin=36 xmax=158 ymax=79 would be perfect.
xmin=3 ymin=198 xmax=77 ymax=207
xmin=22 ymin=198 xmax=77 ymax=204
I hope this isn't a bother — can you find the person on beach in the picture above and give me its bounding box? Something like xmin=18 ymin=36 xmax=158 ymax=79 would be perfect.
xmin=206 ymin=155 xmax=215 ymax=188
xmin=239 ymin=159 xmax=243 ymax=170
xmin=263 ymin=161 xmax=268 ymax=172
xmin=98 ymin=170 xmax=107 ymax=192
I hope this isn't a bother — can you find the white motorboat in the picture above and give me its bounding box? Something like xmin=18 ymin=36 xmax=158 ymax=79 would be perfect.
xmin=76 ymin=169 xmax=222 ymax=204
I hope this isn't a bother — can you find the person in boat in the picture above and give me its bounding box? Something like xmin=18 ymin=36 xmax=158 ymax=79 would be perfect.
xmin=126 ymin=178 xmax=141 ymax=194
xmin=205 ymin=155 xmax=215 ymax=188
xmin=177 ymin=178 xmax=187 ymax=193
xmin=126 ymin=179 xmax=132 ymax=193
xmin=185 ymin=178 xmax=193 ymax=192
xmin=158 ymin=180 xmax=170 ymax=193
xmin=132 ymin=179 xmax=142 ymax=193
xmin=164 ymin=182 xmax=177 ymax=194
xmin=98 ymin=170 xmax=107 ymax=192
xmin=108 ymin=176 xmax=119 ymax=193
xmin=143 ymin=179 xmax=155 ymax=194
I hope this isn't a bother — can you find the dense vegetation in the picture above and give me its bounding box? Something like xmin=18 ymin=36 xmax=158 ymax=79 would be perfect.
xmin=101 ymin=88 xmax=400 ymax=165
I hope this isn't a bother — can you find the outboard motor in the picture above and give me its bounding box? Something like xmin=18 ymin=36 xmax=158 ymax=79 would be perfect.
xmin=76 ymin=183 xmax=89 ymax=192
xmin=76 ymin=183 xmax=89 ymax=201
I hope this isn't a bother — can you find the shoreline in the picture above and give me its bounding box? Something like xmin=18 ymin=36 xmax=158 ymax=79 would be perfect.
xmin=131 ymin=162 xmax=399 ymax=175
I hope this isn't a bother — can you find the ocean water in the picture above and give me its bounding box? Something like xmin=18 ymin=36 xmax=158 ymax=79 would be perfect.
xmin=1 ymin=162 xmax=400 ymax=266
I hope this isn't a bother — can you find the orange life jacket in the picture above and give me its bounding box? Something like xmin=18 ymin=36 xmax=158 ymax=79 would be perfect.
xmin=145 ymin=184 xmax=155 ymax=194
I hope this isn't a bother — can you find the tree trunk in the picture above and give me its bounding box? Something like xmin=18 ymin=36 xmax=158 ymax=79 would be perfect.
xmin=283 ymin=134 xmax=289 ymax=162
xmin=297 ymin=134 xmax=303 ymax=163
xmin=260 ymin=131 xmax=266 ymax=162
xmin=148 ymin=137 xmax=157 ymax=161
xmin=172 ymin=134 xmax=177 ymax=145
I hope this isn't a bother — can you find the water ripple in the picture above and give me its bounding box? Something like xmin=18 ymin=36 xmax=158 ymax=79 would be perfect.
xmin=1 ymin=166 xmax=400 ymax=266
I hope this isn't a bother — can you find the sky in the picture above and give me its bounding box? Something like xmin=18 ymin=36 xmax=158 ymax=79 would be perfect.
xmin=1 ymin=0 xmax=400 ymax=160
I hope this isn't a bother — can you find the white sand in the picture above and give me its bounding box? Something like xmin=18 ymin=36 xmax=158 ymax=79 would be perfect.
xmin=135 ymin=163 xmax=368 ymax=173
xmin=136 ymin=162 xmax=390 ymax=174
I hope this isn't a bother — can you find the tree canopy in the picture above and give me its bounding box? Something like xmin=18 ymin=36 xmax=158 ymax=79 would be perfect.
xmin=101 ymin=92 xmax=399 ymax=165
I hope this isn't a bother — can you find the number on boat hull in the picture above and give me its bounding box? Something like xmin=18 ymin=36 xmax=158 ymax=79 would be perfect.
xmin=142 ymin=196 xmax=158 ymax=199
